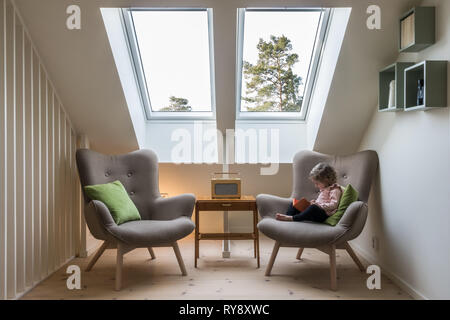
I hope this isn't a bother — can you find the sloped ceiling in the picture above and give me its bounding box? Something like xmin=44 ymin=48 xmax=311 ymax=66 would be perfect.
xmin=15 ymin=0 xmax=417 ymax=155
xmin=312 ymin=0 xmax=421 ymax=155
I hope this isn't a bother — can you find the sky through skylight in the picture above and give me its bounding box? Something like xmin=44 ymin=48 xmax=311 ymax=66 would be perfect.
xmin=132 ymin=10 xmax=212 ymax=112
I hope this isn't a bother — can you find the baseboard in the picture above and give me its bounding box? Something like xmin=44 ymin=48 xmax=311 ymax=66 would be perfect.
xmin=350 ymin=242 xmax=428 ymax=300
xmin=14 ymin=256 xmax=76 ymax=300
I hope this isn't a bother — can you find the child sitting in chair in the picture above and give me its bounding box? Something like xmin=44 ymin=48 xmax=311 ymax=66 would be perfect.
xmin=276 ymin=162 xmax=342 ymax=223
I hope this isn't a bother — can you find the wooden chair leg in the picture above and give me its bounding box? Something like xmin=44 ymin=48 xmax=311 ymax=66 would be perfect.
xmin=296 ymin=248 xmax=304 ymax=260
xmin=85 ymin=241 xmax=108 ymax=272
xmin=265 ymin=241 xmax=280 ymax=276
xmin=148 ymin=247 xmax=156 ymax=260
xmin=115 ymin=243 xmax=124 ymax=291
xmin=173 ymin=242 xmax=187 ymax=276
xmin=329 ymin=244 xmax=337 ymax=291
xmin=344 ymin=242 xmax=365 ymax=272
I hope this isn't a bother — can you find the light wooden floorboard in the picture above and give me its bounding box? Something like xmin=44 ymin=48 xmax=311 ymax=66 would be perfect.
xmin=21 ymin=235 xmax=412 ymax=300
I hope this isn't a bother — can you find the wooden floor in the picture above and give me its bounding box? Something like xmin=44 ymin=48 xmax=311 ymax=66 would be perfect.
xmin=22 ymin=235 xmax=412 ymax=300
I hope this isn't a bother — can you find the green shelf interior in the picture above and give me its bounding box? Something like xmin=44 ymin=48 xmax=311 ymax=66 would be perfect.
xmin=404 ymin=60 xmax=447 ymax=110
xmin=379 ymin=62 xmax=413 ymax=112
xmin=404 ymin=62 xmax=425 ymax=109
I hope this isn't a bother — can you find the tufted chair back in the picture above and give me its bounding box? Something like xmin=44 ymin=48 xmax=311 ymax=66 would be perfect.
xmin=76 ymin=148 xmax=160 ymax=221
xmin=291 ymin=150 xmax=379 ymax=203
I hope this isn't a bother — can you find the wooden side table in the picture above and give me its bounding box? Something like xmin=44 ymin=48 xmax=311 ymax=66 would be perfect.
xmin=195 ymin=195 xmax=260 ymax=268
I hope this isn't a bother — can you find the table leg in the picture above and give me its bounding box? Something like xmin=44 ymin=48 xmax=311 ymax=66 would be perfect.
xmin=222 ymin=211 xmax=230 ymax=258
xmin=195 ymin=205 xmax=199 ymax=268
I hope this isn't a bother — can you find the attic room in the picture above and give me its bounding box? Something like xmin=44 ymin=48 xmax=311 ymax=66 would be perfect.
xmin=0 ymin=0 xmax=449 ymax=306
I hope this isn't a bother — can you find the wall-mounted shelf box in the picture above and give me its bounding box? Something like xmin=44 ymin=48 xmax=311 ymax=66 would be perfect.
xmin=399 ymin=7 xmax=435 ymax=52
xmin=404 ymin=60 xmax=447 ymax=111
xmin=379 ymin=62 xmax=413 ymax=112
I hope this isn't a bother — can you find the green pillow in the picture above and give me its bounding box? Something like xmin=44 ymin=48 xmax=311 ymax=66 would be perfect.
xmin=324 ymin=184 xmax=359 ymax=226
xmin=84 ymin=180 xmax=141 ymax=225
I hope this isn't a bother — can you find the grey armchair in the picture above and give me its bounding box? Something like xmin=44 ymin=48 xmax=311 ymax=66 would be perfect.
xmin=257 ymin=150 xmax=378 ymax=290
xmin=76 ymin=149 xmax=195 ymax=290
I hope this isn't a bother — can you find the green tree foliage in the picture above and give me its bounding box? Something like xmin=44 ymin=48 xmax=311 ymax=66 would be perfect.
xmin=159 ymin=96 xmax=192 ymax=112
xmin=243 ymin=35 xmax=303 ymax=112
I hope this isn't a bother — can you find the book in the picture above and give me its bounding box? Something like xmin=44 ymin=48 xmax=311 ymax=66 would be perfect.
xmin=293 ymin=197 xmax=310 ymax=212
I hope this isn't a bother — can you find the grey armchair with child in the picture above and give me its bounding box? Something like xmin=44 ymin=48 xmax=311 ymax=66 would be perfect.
xmin=256 ymin=150 xmax=379 ymax=290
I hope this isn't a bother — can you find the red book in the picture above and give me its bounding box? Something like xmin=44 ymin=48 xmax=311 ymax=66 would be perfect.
xmin=293 ymin=197 xmax=310 ymax=212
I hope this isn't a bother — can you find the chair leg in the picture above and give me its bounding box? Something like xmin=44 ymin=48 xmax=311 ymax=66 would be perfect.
xmin=115 ymin=243 xmax=124 ymax=291
xmin=173 ymin=242 xmax=187 ymax=276
xmin=148 ymin=247 xmax=156 ymax=260
xmin=344 ymin=242 xmax=365 ymax=272
xmin=85 ymin=241 xmax=108 ymax=272
xmin=296 ymin=248 xmax=304 ymax=260
xmin=329 ymin=244 xmax=337 ymax=291
xmin=265 ymin=241 xmax=280 ymax=276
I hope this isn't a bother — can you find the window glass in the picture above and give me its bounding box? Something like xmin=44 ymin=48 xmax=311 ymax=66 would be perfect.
xmin=239 ymin=10 xmax=323 ymax=113
xmin=131 ymin=10 xmax=213 ymax=113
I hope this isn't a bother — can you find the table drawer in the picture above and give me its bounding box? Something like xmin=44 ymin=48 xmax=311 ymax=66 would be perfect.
xmin=197 ymin=201 xmax=254 ymax=211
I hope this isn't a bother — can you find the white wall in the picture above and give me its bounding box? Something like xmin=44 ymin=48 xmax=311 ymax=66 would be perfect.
xmin=0 ymin=0 xmax=81 ymax=300
xmin=356 ymin=0 xmax=450 ymax=299
xmin=158 ymin=162 xmax=293 ymax=234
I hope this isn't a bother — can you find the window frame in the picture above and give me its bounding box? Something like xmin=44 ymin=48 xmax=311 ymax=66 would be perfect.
xmin=235 ymin=7 xmax=331 ymax=121
xmin=121 ymin=8 xmax=217 ymax=121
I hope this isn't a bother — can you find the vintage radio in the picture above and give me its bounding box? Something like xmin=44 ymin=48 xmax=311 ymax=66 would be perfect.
xmin=211 ymin=172 xmax=241 ymax=199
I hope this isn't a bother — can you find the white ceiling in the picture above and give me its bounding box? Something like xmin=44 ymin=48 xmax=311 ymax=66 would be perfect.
xmin=14 ymin=0 xmax=417 ymax=155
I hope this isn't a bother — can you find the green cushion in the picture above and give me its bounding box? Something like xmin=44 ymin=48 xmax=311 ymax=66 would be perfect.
xmin=84 ymin=180 xmax=141 ymax=225
xmin=324 ymin=184 xmax=359 ymax=226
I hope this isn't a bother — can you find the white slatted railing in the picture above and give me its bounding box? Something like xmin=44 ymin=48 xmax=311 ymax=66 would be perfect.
xmin=1 ymin=0 xmax=83 ymax=299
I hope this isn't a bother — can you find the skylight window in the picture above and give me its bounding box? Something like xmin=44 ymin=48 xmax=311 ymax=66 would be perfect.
xmin=122 ymin=8 xmax=215 ymax=119
xmin=236 ymin=8 xmax=330 ymax=120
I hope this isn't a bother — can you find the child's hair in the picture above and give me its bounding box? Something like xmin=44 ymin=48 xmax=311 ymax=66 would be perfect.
xmin=309 ymin=162 xmax=337 ymax=186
